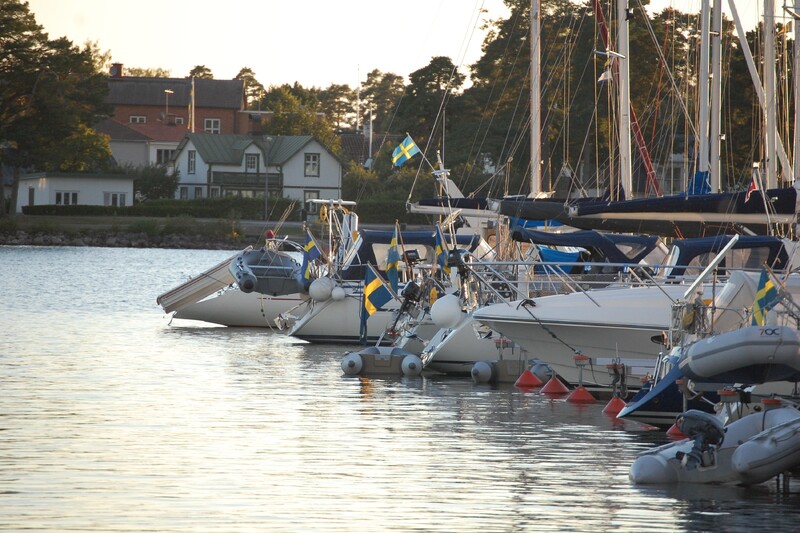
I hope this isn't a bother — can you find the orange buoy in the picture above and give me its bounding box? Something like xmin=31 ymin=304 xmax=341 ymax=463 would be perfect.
xmin=514 ymin=369 xmax=544 ymax=388
xmin=566 ymin=385 xmax=596 ymax=403
xmin=602 ymin=396 xmax=627 ymax=416
xmin=666 ymin=423 xmax=687 ymax=440
xmin=540 ymin=375 xmax=570 ymax=394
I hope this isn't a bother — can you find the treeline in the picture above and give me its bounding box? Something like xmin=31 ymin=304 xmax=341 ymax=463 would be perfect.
xmin=1 ymin=0 xmax=788 ymax=217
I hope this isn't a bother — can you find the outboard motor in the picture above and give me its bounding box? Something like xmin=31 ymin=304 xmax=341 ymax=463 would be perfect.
xmin=674 ymin=410 xmax=725 ymax=469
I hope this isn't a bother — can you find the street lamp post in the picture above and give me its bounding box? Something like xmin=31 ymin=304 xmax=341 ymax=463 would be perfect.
xmin=164 ymin=89 xmax=174 ymax=123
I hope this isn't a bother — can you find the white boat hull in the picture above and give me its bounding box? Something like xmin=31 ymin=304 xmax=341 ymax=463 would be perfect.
xmin=421 ymin=315 xmax=526 ymax=375
xmin=172 ymin=289 xmax=305 ymax=327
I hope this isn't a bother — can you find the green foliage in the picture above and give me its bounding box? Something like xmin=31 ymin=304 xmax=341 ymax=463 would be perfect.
xmin=132 ymin=165 xmax=180 ymax=200
xmin=127 ymin=218 xmax=161 ymax=236
xmin=0 ymin=217 xmax=19 ymax=234
xmin=189 ymin=65 xmax=213 ymax=79
xmin=125 ymin=66 xmax=171 ymax=77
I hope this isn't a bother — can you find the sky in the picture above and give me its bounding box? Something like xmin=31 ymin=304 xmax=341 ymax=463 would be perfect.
xmin=26 ymin=0 xmax=768 ymax=89
xmin=26 ymin=0 xmax=510 ymax=87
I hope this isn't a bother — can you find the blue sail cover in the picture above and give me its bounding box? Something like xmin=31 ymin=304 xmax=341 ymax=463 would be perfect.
xmin=510 ymin=227 xmax=659 ymax=265
xmin=687 ymin=170 xmax=711 ymax=195
xmin=667 ymin=235 xmax=788 ymax=277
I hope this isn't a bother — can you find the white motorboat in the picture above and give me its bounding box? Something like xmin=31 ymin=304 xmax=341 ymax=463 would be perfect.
xmin=286 ymin=229 xmax=493 ymax=345
xmin=630 ymin=406 xmax=800 ymax=485
xmin=473 ymin=235 xmax=797 ymax=391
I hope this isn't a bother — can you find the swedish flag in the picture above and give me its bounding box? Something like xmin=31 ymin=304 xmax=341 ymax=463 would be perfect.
xmin=386 ymin=224 xmax=400 ymax=293
xmin=359 ymin=264 xmax=394 ymax=343
xmin=301 ymin=228 xmax=322 ymax=280
xmin=392 ymin=134 xmax=421 ymax=167
xmin=752 ymin=269 xmax=779 ymax=326
xmin=435 ymin=225 xmax=450 ymax=276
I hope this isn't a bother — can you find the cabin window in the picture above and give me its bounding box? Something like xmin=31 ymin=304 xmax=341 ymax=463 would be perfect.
xmin=304 ymin=153 xmax=320 ymax=177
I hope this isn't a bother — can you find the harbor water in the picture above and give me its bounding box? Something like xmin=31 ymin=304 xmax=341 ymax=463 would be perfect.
xmin=2 ymin=245 xmax=800 ymax=532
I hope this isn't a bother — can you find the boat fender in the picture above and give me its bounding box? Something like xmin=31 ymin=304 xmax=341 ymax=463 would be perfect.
xmin=675 ymin=410 xmax=725 ymax=470
xmin=331 ymin=286 xmax=346 ymax=301
xmin=430 ymin=294 xmax=462 ymax=329
xmin=309 ymin=277 xmax=335 ymax=302
xmin=341 ymin=352 xmax=363 ymax=376
xmin=401 ymin=354 xmax=423 ymax=377
xmin=238 ymin=271 xmax=258 ymax=293
xmin=471 ymin=361 xmax=497 ymax=384
xmin=530 ymin=361 xmax=554 ymax=383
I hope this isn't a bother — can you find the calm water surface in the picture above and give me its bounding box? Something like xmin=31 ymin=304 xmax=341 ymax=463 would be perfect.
xmin=2 ymin=246 xmax=800 ymax=532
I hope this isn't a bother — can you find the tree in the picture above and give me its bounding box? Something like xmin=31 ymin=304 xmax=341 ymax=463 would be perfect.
xmin=359 ymin=69 xmax=405 ymax=132
xmin=320 ymin=83 xmax=356 ymax=130
xmin=261 ymin=85 xmax=340 ymax=153
xmin=125 ymin=66 xmax=171 ymax=77
xmin=189 ymin=65 xmax=213 ymax=79
xmin=236 ymin=67 xmax=266 ymax=110
xmin=0 ymin=0 xmax=112 ymax=215
xmin=133 ymin=165 xmax=179 ymax=200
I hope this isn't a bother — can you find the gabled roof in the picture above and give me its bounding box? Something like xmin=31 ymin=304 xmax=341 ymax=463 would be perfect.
xmin=175 ymin=133 xmax=333 ymax=166
xmin=94 ymin=118 xmax=188 ymax=143
xmin=94 ymin=118 xmax=151 ymax=142
xmin=107 ymin=77 xmax=244 ymax=109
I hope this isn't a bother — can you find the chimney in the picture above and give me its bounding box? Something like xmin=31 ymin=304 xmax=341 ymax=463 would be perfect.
xmin=109 ymin=63 xmax=123 ymax=78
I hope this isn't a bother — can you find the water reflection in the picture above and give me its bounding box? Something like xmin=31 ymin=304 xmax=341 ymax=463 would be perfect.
xmin=1 ymin=246 xmax=799 ymax=531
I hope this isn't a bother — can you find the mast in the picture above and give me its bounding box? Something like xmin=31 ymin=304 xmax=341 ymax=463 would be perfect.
xmin=709 ymin=0 xmax=723 ymax=191
xmin=765 ymin=0 xmax=778 ymax=188
xmin=530 ymin=0 xmax=542 ymax=195
xmin=696 ymin=0 xmax=711 ymax=190
xmin=617 ymin=0 xmax=633 ymax=198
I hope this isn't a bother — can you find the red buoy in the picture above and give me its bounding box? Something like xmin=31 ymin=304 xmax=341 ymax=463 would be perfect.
xmin=566 ymin=385 xmax=596 ymax=403
xmin=602 ymin=396 xmax=627 ymax=416
xmin=514 ymin=369 xmax=544 ymax=388
xmin=666 ymin=423 xmax=687 ymax=440
xmin=540 ymin=375 xmax=570 ymax=394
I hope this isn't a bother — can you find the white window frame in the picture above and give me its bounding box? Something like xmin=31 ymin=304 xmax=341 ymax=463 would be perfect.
xmin=194 ymin=187 xmax=203 ymax=199
xmin=129 ymin=115 xmax=146 ymax=124
xmin=304 ymin=190 xmax=320 ymax=214
xmin=204 ymin=118 xmax=221 ymax=134
xmin=156 ymin=149 xmax=175 ymax=165
xmin=55 ymin=191 xmax=79 ymax=205
xmin=245 ymin=153 xmax=259 ymax=172
xmin=103 ymin=192 xmax=127 ymax=207
xmin=187 ymin=150 xmax=196 ymax=174
xmin=179 ymin=186 xmax=189 ymax=200
xmin=304 ymin=153 xmax=320 ymax=177
xmin=175 ymin=117 xmax=185 ymax=125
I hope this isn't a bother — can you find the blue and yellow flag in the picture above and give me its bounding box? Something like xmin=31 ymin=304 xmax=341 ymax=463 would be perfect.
xmin=359 ymin=264 xmax=394 ymax=343
xmin=386 ymin=224 xmax=400 ymax=293
xmin=392 ymin=134 xmax=421 ymax=167
xmin=752 ymin=268 xmax=779 ymax=326
xmin=301 ymin=228 xmax=322 ymax=280
xmin=435 ymin=225 xmax=450 ymax=276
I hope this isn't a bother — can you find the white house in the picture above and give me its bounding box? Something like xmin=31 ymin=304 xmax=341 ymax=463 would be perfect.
xmin=15 ymin=172 xmax=135 ymax=213
xmin=171 ymin=133 xmax=342 ymax=206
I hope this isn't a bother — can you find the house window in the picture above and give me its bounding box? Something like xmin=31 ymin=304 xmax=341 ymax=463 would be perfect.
xmin=104 ymin=192 xmax=127 ymax=207
xmin=210 ymin=187 xmax=220 ymax=198
xmin=175 ymin=117 xmax=185 ymax=125
xmin=246 ymin=153 xmax=259 ymax=172
xmin=179 ymin=186 xmax=189 ymax=200
xmin=304 ymin=153 xmax=320 ymax=177
xmin=55 ymin=191 xmax=79 ymax=205
xmin=188 ymin=150 xmax=196 ymax=174
xmin=194 ymin=187 xmax=203 ymax=199
xmin=156 ymin=149 xmax=175 ymax=165
xmin=129 ymin=115 xmax=146 ymax=124
xmin=204 ymin=118 xmax=221 ymax=134
xmin=304 ymin=190 xmax=320 ymax=214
